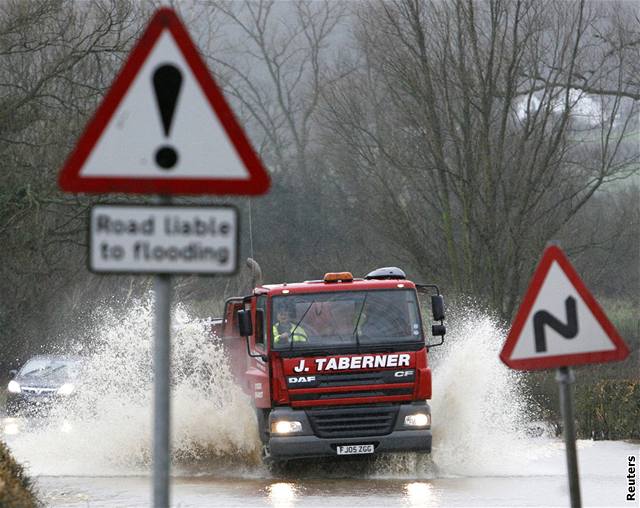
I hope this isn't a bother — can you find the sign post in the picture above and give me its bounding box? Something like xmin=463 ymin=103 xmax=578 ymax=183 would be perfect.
xmin=556 ymin=366 xmax=581 ymax=508
xmin=58 ymin=8 xmax=270 ymax=507
xmin=153 ymin=268 xmax=171 ymax=507
xmin=500 ymin=245 xmax=630 ymax=508
xmin=152 ymin=194 xmax=171 ymax=508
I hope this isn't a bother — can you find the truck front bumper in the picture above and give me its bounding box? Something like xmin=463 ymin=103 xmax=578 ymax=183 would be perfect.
xmin=270 ymin=429 xmax=432 ymax=459
xmin=268 ymin=403 xmax=432 ymax=460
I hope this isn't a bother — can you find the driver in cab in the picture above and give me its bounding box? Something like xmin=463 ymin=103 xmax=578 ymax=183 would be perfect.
xmin=273 ymin=304 xmax=308 ymax=345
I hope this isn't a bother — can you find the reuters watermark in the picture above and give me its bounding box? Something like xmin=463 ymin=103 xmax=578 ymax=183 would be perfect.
xmin=627 ymin=455 xmax=636 ymax=503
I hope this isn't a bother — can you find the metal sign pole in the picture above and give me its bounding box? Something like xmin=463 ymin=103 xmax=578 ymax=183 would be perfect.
xmin=556 ymin=366 xmax=582 ymax=508
xmin=153 ymin=196 xmax=171 ymax=508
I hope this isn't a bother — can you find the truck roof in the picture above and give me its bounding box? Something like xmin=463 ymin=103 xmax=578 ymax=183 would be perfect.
xmin=257 ymin=277 xmax=416 ymax=296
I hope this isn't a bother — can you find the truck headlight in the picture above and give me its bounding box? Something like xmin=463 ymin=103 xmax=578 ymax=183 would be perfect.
xmin=57 ymin=383 xmax=75 ymax=396
xmin=7 ymin=380 xmax=21 ymax=393
xmin=271 ymin=420 xmax=302 ymax=434
xmin=404 ymin=413 xmax=430 ymax=427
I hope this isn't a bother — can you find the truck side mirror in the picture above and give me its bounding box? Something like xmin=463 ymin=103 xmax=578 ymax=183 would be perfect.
xmin=239 ymin=308 xmax=267 ymax=362
xmin=431 ymin=295 xmax=445 ymax=321
xmin=432 ymin=324 xmax=446 ymax=336
xmin=428 ymin=294 xmax=446 ymax=346
xmin=9 ymin=369 xmax=17 ymax=378
xmin=237 ymin=309 xmax=253 ymax=337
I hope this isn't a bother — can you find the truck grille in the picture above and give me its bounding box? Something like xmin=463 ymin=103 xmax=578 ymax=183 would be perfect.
xmin=306 ymin=405 xmax=399 ymax=438
xmin=290 ymin=387 xmax=413 ymax=401
xmin=285 ymin=369 xmax=415 ymax=405
xmin=316 ymin=371 xmax=385 ymax=387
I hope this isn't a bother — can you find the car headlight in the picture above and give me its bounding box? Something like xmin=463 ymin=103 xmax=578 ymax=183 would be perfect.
xmin=271 ymin=420 xmax=302 ymax=434
xmin=57 ymin=383 xmax=75 ymax=396
xmin=7 ymin=380 xmax=21 ymax=393
xmin=404 ymin=413 xmax=431 ymax=428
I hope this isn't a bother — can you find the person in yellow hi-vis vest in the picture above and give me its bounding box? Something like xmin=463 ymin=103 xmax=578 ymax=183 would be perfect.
xmin=273 ymin=304 xmax=308 ymax=345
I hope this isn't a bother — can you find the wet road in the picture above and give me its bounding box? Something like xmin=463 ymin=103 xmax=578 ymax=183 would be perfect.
xmin=5 ymin=312 xmax=636 ymax=507
xmin=35 ymin=440 xmax=638 ymax=507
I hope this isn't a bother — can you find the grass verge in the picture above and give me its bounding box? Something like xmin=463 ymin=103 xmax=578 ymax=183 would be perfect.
xmin=0 ymin=440 xmax=39 ymax=507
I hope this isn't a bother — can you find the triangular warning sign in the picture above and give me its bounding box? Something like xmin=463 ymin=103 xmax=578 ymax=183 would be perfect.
xmin=500 ymin=245 xmax=630 ymax=370
xmin=58 ymin=8 xmax=270 ymax=195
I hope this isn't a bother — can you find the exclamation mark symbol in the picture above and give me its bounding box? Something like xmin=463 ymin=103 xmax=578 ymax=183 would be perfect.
xmin=153 ymin=64 xmax=183 ymax=170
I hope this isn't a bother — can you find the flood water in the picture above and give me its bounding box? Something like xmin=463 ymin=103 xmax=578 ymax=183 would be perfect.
xmin=2 ymin=302 xmax=637 ymax=506
xmin=33 ymin=440 xmax=640 ymax=507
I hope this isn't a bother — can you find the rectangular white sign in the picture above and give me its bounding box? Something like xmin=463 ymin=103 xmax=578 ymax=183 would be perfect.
xmin=90 ymin=205 xmax=237 ymax=274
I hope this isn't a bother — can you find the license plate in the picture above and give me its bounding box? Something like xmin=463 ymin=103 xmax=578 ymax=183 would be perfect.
xmin=336 ymin=444 xmax=374 ymax=455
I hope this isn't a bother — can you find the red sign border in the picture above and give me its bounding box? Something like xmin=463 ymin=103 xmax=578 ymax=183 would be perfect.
xmin=500 ymin=245 xmax=630 ymax=370
xmin=58 ymin=8 xmax=270 ymax=195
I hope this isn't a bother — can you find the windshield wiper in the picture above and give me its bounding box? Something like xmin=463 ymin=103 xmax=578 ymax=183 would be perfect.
xmin=288 ymin=302 xmax=314 ymax=352
xmin=352 ymin=293 xmax=368 ymax=354
xmin=23 ymin=366 xmax=53 ymax=377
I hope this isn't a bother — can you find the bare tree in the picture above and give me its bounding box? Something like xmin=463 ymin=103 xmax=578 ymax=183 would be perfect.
xmin=0 ymin=0 xmax=148 ymax=357
xmin=204 ymin=0 xmax=345 ymax=173
xmin=321 ymin=0 xmax=639 ymax=318
xmin=196 ymin=0 xmax=349 ymax=280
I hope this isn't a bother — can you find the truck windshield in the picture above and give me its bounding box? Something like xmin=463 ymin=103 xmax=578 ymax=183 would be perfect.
xmin=271 ymin=289 xmax=423 ymax=350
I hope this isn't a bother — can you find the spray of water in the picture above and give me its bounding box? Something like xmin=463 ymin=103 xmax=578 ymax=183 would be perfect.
xmin=365 ymin=303 xmax=537 ymax=479
xmin=429 ymin=304 xmax=533 ymax=476
xmin=6 ymin=300 xmax=547 ymax=478
xmin=7 ymin=299 xmax=262 ymax=476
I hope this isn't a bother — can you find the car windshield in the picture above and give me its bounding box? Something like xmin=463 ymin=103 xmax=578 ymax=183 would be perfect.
xmin=271 ymin=289 xmax=423 ymax=350
xmin=19 ymin=358 xmax=81 ymax=379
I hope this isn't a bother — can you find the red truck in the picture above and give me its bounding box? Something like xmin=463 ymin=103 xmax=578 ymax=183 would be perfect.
xmin=216 ymin=264 xmax=445 ymax=462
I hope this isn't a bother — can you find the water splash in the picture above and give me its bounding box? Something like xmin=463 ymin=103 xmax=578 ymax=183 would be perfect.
xmin=6 ymin=299 xmax=261 ymax=476
xmin=428 ymin=304 xmax=545 ymax=477
xmin=6 ymin=300 xmax=547 ymax=479
xmin=355 ymin=303 xmax=537 ymax=479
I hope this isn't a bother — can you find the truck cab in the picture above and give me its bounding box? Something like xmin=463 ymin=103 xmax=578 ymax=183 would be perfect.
xmin=217 ymin=267 xmax=445 ymax=461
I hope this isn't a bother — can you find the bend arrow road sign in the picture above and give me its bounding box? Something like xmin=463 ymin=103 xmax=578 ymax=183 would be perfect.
xmin=500 ymin=245 xmax=630 ymax=370
xmin=58 ymin=8 xmax=269 ymax=195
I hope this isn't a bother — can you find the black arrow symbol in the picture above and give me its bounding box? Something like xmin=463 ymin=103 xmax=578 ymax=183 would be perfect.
xmin=533 ymin=296 xmax=578 ymax=353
